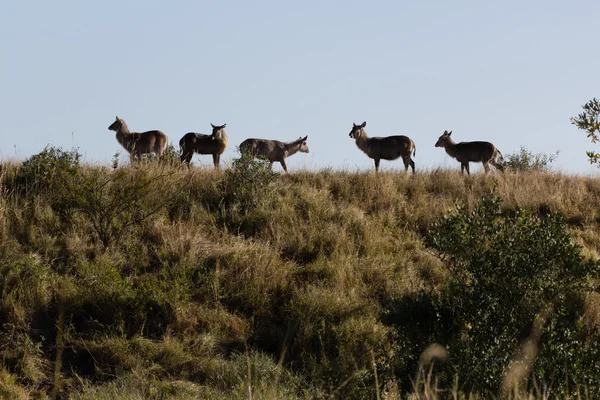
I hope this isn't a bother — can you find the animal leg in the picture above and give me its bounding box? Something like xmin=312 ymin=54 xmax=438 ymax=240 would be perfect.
xmin=461 ymin=162 xmax=470 ymax=175
xmin=403 ymin=156 xmax=415 ymax=173
xmin=181 ymin=151 xmax=192 ymax=164
xmin=213 ymin=154 xmax=220 ymax=169
xmin=374 ymin=158 xmax=380 ymax=172
xmin=483 ymin=162 xmax=490 ymax=173
xmin=268 ymin=161 xmax=274 ymax=170
xmin=281 ymin=159 xmax=288 ymax=173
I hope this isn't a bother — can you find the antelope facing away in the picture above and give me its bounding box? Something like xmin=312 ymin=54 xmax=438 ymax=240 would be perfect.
xmin=348 ymin=121 xmax=416 ymax=173
xmin=239 ymin=136 xmax=309 ymax=172
xmin=435 ymin=130 xmax=504 ymax=175
xmin=179 ymin=123 xmax=228 ymax=168
xmin=108 ymin=116 xmax=168 ymax=161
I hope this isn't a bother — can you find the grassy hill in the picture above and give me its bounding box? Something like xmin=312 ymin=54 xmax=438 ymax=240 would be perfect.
xmin=1 ymin=149 xmax=600 ymax=399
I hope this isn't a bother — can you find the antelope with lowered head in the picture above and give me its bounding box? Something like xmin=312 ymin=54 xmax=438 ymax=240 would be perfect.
xmin=179 ymin=123 xmax=228 ymax=168
xmin=435 ymin=130 xmax=504 ymax=175
xmin=108 ymin=116 xmax=168 ymax=161
xmin=348 ymin=121 xmax=416 ymax=173
xmin=239 ymin=136 xmax=309 ymax=172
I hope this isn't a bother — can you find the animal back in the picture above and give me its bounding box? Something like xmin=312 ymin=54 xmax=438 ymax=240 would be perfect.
xmin=455 ymin=141 xmax=496 ymax=162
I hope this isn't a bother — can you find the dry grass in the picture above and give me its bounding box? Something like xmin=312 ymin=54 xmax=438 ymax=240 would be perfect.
xmin=1 ymin=160 xmax=600 ymax=398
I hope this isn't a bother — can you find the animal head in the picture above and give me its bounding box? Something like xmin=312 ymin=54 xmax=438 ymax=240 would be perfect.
xmin=108 ymin=116 xmax=124 ymax=132
xmin=297 ymin=136 xmax=309 ymax=153
xmin=349 ymin=121 xmax=367 ymax=139
xmin=435 ymin=130 xmax=452 ymax=147
xmin=210 ymin=123 xmax=227 ymax=138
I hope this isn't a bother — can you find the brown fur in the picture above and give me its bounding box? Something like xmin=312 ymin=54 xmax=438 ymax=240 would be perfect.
xmin=349 ymin=121 xmax=416 ymax=173
xmin=179 ymin=123 xmax=228 ymax=168
xmin=435 ymin=130 xmax=504 ymax=175
xmin=108 ymin=116 xmax=168 ymax=162
xmin=239 ymin=136 xmax=309 ymax=173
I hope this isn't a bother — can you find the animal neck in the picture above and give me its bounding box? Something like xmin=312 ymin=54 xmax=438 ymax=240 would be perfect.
xmin=442 ymin=137 xmax=458 ymax=157
xmin=115 ymin=122 xmax=134 ymax=149
xmin=284 ymin=139 xmax=304 ymax=156
xmin=214 ymin=130 xmax=228 ymax=145
xmin=354 ymin=131 xmax=370 ymax=153
xmin=118 ymin=121 xmax=131 ymax=135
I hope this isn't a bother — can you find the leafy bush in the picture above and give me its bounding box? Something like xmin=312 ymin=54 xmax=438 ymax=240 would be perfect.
xmin=9 ymin=145 xmax=81 ymax=195
xmin=65 ymin=167 xmax=186 ymax=247
xmin=220 ymin=156 xmax=279 ymax=216
xmin=413 ymin=195 xmax=600 ymax=394
xmin=160 ymin=143 xmax=181 ymax=167
xmin=503 ymin=146 xmax=559 ymax=172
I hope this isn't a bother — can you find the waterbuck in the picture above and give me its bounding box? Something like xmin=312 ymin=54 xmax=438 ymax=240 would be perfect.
xmin=435 ymin=130 xmax=504 ymax=175
xmin=348 ymin=121 xmax=416 ymax=173
xmin=108 ymin=116 xmax=168 ymax=161
xmin=239 ymin=136 xmax=309 ymax=172
xmin=179 ymin=123 xmax=228 ymax=168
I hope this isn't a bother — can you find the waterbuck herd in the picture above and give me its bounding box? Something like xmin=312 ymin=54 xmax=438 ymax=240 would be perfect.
xmin=108 ymin=116 xmax=504 ymax=175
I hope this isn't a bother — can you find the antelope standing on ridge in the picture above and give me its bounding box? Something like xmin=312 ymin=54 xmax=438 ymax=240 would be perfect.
xmin=435 ymin=130 xmax=504 ymax=175
xmin=239 ymin=136 xmax=309 ymax=172
xmin=179 ymin=123 xmax=228 ymax=168
xmin=108 ymin=116 xmax=168 ymax=161
xmin=348 ymin=121 xmax=416 ymax=173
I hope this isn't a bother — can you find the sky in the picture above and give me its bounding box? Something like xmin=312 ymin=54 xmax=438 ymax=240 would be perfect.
xmin=1 ymin=1 xmax=599 ymax=173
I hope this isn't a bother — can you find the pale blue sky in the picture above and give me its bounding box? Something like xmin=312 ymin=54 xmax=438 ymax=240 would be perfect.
xmin=1 ymin=1 xmax=599 ymax=172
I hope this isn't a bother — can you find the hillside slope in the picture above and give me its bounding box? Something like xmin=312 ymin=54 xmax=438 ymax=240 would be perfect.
xmin=1 ymin=155 xmax=600 ymax=398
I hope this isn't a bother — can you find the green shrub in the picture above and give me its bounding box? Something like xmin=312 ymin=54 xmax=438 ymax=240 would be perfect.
xmin=418 ymin=195 xmax=600 ymax=394
xmin=215 ymin=156 xmax=280 ymax=237
xmin=65 ymin=167 xmax=184 ymax=247
xmin=160 ymin=143 xmax=181 ymax=167
xmin=503 ymin=146 xmax=559 ymax=172
xmin=220 ymin=157 xmax=280 ymax=215
xmin=9 ymin=145 xmax=81 ymax=195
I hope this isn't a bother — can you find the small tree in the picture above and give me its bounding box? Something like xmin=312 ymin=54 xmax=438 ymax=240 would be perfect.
xmin=66 ymin=167 xmax=188 ymax=247
xmin=571 ymin=98 xmax=600 ymax=165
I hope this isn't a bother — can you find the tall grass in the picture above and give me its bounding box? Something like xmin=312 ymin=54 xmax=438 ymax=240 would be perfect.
xmin=1 ymin=152 xmax=600 ymax=398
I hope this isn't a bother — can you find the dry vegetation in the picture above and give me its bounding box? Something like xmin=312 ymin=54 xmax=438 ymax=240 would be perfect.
xmin=1 ymin=149 xmax=600 ymax=399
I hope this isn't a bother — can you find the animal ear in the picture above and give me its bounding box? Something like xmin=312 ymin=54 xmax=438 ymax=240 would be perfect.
xmin=353 ymin=122 xmax=357 ymax=127
xmin=221 ymin=123 xmax=226 ymax=128
xmin=303 ymin=135 xmax=308 ymax=141
xmin=361 ymin=121 xmax=366 ymax=128
xmin=116 ymin=116 xmax=119 ymax=120
xmin=448 ymin=131 xmax=452 ymax=136
xmin=210 ymin=123 xmax=216 ymax=128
